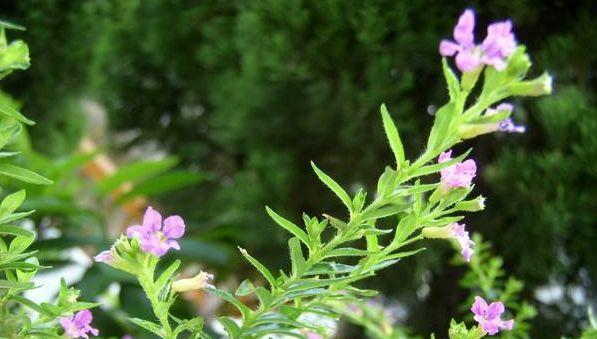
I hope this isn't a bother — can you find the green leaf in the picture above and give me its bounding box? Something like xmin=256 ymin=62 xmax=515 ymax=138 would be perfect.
xmin=0 ymin=164 xmax=52 ymax=184
xmin=0 ymin=225 xmax=34 ymax=238
xmin=128 ymin=317 xmax=164 ymax=337
xmin=8 ymin=236 xmax=34 ymax=254
xmin=0 ymin=261 xmax=45 ymax=271
xmin=155 ymin=259 xmax=180 ymax=293
xmin=288 ymin=237 xmax=305 ymax=276
xmin=385 ymin=248 xmax=426 ymax=261
xmin=426 ymin=102 xmax=455 ymax=151
xmin=265 ymin=207 xmax=310 ymax=249
xmin=324 ymin=247 xmax=376 ymax=258
xmin=0 ymin=189 xmax=26 ymax=217
xmin=380 ymin=104 xmax=405 ymax=167
xmin=254 ymin=287 xmax=273 ymax=306
xmin=0 ymin=279 xmax=34 ymax=289
xmin=235 ymin=279 xmax=255 ymax=296
xmin=0 ymin=100 xmax=34 ymax=125
xmin=115 ymin=171 xmax=205 ymax=204
xmin=98 ymin=157 xmax=178 ymax=194
xmin=442 ymin=58 xmax=461 ymax=101
xmin=306 ymin=262 xmax=357 ymax=276
xmin=0 ymin=20 xmax=25 ymax=31
xmin=0 ymin=151 xmax=19 ymax=158
xmin=11 ymin=295 xmax=42 ymax=312
xmin=205 ymin=286 xmax=251 ymax=320
xmin=310 ymin=162 xmax=352 ymax=212
xmin=238 ymin=247 xmax=276 ymax=289
xmin=218 ymin=316 xmax=241 ymax=338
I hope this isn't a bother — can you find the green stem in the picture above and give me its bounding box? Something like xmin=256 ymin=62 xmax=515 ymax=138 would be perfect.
xmin=138 ymin=256 xmax=174 ymax=339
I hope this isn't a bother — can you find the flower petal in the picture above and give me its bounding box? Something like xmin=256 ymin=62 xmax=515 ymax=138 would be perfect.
xmin=163 ymin=215 xmax=185 ymax=239
xmin=454 ymin=9 xmax=476 ymax=47
xmin=73 ymin=310 xmax=93 ymax=327
xmin=455 ymin=49 xmax=481 ymax=72
xmin=471 ymin=296 xmax=488 ymax=317
xmin=486 ymin=301 xmax=505 ymax=320
xmin=143 ymin=206 xmax=162 ymax=232
xmin=500 ymin=319 xmax=515 ymax=330
xmin=126 ymin=224 xmax=147 ymax=238
xmin=439 ymin=40 xmax=460 ymax=56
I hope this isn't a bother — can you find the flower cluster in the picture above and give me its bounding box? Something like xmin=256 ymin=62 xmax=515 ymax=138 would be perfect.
xmin=471 ymin=296 xmax=514 ymax=335
xmin=440 ymin=9 xmax=517 ymax=72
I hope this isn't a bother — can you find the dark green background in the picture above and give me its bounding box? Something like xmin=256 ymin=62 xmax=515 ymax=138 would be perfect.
xmin=1 ymin=1 xmax=595 ymax=337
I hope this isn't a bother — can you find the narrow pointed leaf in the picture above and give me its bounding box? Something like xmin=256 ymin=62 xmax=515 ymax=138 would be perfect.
xmin=380 ymin=104 xmax=405 ymax=167
xmin=310 ymin=162 xmax=352 ymax=212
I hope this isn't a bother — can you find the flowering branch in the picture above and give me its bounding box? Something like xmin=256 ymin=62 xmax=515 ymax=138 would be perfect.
xmin=95 ymin=8 xmax=552 ymax=339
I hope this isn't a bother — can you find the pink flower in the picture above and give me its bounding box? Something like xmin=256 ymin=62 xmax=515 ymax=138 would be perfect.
xmin=481 ymin=21 xmax=517 ymax=71
xmin=439 ymin=9 xmax=481 ymax=72
xmin=60 ymin=310 xmax=99 ymax=338
xmin=440 ymin=10 xmax=517 ymax=72
xmin=126 ymin=206 xmax=185 ymax=257
xmin=471 ymin=296 xmax=514 ymax=335
xmin=450 ymin=223 xmax=475 ymax=262
xmin=438 ymin=150 xmax=476 ymax=188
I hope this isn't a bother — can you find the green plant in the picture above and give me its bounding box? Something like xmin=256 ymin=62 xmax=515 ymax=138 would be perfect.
xmin=0 ymin=22 xmax=99 ymax=338
xmin=95 ymin=9 xmax=552 ymax=337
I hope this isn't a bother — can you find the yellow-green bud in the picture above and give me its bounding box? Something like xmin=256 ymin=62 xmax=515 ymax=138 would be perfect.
xmin=506 ymin=72 xmax=553 ymax=97
xmin=172 ymin=271 xmax=214 ymax=292
xmin=454 ymin=196 xmax=486 ymax=212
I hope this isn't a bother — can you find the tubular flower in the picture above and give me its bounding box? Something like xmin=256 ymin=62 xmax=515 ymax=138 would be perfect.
xmin=59 ymin=310 xmax=99 ymax=338
xmin=93 ymin=247 xmax=115 ymax=264
xmin=451 ymin=223 xmax=475 ymax=262
xmin=172 ymin=271 xmax=214 ymax=292
xmin=440 ymin=9 xmax=517 ymax=72
xmin=126 ymin=206 xmax=185 ymax=257
xmin=422 ymin=223 xmax=475 ymax=262
xmin=471 ymin=296 xmax=514 ymax=335
xmin=487 ymin=103 xmax=526 ymax=133
xmin=438 ymin=150 xmax=477 ymax=188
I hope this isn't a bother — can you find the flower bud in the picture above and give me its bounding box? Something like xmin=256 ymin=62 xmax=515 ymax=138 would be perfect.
xmin=454 ymin=196 xmax=486 ymax=212
xmin=461 ymin=66 xmax=482 ymax=91
xmin=506 ymin=72 xmax=553 ymax=97
xmin=506 ymin=47 xmax=531 ymax=78
xmin=172 ymin=271 xmax=214 ymax=292
xmin=458 ymin=123 xmax=501 ymax=139
xmin=422 ymin=225 xmax=452 ymax=239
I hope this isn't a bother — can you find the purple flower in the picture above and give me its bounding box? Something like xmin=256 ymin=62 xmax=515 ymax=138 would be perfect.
xmin=450 ymin=223 xmax=475 ymax=262
xmin=93 ymin=248 xmax=114 ymax=264
xmin=440 ymin=10 xmax=517 ymax=72
xmin=60 ymin=310 xmax=99 ymax=338
xmin=471 ymin=296 xmax=514 ymax=335
xmin=439 ymin=9 xmax=481 ymax=72
xmin=126 ymin=206 xmax=185 ymax=257
xmin=438 ymin=150 xmax=477 ymax=188
xmin=481 ymin=21 xmax=517 ymax=71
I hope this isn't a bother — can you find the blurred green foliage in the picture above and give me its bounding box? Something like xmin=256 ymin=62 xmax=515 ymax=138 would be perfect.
xmin=0 ymin=0 xmax=594 ymax=337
